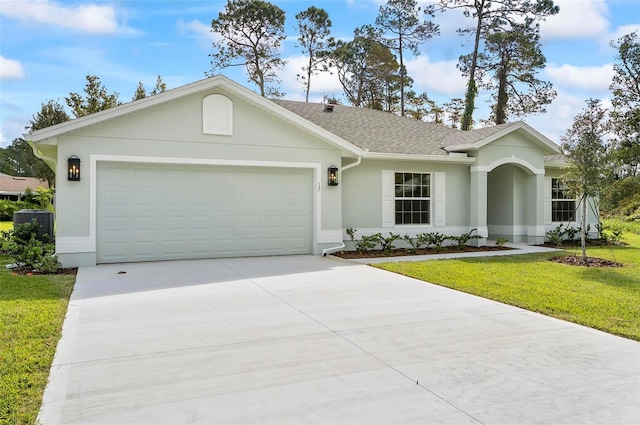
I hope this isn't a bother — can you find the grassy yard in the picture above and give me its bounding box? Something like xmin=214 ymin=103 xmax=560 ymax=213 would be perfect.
xmin=0 ymin=255 xmax=75 ymax=425
xmin=376 ymin=233 xmax=640 ymax=341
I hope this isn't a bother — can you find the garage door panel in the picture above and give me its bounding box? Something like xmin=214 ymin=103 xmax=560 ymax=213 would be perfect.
xmin=97 ymin=163 xmax=313 ymax=263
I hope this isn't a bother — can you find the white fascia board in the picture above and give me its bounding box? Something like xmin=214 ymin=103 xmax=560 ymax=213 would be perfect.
xmin=545 ymin=160 xmax=567 ymax=169
xmin=364 ymin=152 xmax=476 ymax=164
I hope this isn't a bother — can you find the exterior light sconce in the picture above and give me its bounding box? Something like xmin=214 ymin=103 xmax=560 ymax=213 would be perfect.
xmin=67 ymin=155 xmax=81 ymax=181
xmin=328 ymin=165 xmax=339 ymax=186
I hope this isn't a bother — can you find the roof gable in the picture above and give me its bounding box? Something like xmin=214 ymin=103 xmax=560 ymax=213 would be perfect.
xmin=25 ymin=76 xmax=364 ymax=157
xmin=442 ymin=121 xmax=560 ymax=155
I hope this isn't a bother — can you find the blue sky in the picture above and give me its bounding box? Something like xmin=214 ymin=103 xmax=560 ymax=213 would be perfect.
xmin=1 ymin=0 xmax=639 ymax=148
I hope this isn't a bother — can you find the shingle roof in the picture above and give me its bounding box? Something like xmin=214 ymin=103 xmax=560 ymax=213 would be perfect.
xmin=440 ymin=122 xmax=519 ymax=148
xmin=273 ymin=100 xmax=459 ymax=156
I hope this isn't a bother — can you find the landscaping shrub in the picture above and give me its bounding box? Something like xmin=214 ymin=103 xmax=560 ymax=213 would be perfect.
xmin=1 ymin=220 xmax=59 ymax=273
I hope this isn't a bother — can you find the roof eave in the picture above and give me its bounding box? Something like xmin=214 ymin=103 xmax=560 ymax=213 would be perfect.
xmin=364 ymin=152 xmax=476 ymax=164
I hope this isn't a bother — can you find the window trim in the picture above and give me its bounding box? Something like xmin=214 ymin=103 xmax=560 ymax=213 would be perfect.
xmin=394 ymin=171 xmax=432 ymax=225
xmin=551 ymin=178 xmax=576 ymax=222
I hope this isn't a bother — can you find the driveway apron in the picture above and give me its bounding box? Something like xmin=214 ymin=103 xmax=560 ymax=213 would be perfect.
xmin=39 ymin=255 xmax=640 ymax=424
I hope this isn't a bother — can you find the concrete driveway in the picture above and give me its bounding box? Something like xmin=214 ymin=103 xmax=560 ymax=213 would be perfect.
xmin=40 ymin=255 xmax=639 ymax=424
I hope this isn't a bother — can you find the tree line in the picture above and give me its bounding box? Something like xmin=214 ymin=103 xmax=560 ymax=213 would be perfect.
xmin=208 ymin=0 xmax=558 ymax=128
xmin=0 ymin=75 xmax=166 ymax=186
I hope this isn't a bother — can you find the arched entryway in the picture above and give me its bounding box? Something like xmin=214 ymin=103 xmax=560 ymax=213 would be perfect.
xmin=487 ymin=164 xmax=531 ymax=242
xmin=470 ymin=157 xmax=546 ymax=245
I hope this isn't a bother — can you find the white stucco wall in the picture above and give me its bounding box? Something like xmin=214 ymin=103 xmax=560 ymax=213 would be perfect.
xmin=341 ymin=158 xmax=472 ymax=238
xmin=53 ymin=88 xmax=345 ymax=266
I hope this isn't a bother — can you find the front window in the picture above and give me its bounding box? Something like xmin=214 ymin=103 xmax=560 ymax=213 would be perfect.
xmin=395 ymin=172 xmax=430 ymax=225
xmin=551 ymin=178 xmax=575 ymax=221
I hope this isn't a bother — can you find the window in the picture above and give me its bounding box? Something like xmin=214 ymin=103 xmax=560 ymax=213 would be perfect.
xmin=551 ymin=178 xmax=575 ymax=221
xmin=395 ymin=172 xmax=430 ymax=225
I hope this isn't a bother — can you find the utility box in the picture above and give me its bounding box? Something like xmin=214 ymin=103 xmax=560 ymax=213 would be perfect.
xmin=13 ymin=209 xmax=55 ymax=243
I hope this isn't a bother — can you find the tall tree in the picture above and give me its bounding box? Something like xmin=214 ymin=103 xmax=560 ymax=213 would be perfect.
xmin=133 ymin=75 xmax=167 ymax=100
xmin=133 ymin=81 xmax=147 ymax=101
xmin=0 ymin=138 xmax=55 ymax=186
xmin=209 ymin=0 xmax=286 ymax=97
xmin=460 ymin=26 xmax=556 ymax=124
xmin=65 ymin=75 xmax=120 ymax=118
xmin=332 ymin=26 xmax=403 ymax=111
xmin=439 ymin=0 xmax=559 ymax=130
xmin=27 ymin=99 xmax=70 ymax=131
xmin=295 ymin=6 xmax=333 ymax=102
xmin=375 ymin=0 xmax=439 ymax=116
xmin=561 ymin=99 xmax=612 ymax=261
xmin=332 ymin=26 xmax=382 ymax=108
xmin=443 ymin=97 xmax=465 ymax=128
xmin=610 ymin=31 xmax=640 ymax=177
xmin=150 ymin=75 xmax=167 ymax=95
xmin=6 ymin=99 xmax=72 ymax=185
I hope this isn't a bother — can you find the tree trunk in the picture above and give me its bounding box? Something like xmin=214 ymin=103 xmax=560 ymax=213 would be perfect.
xmin=581 ymin=194 xmax=587 ymax=262
xmin=399 ymin=30 xmax=405 ymax=116
xmin=461 ymin=3 xmax=484 ymax=131
xmin=495 ymin=65 xmax=508 ymax=124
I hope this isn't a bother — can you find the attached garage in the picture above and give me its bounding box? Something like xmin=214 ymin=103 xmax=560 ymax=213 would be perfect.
xmin=96 ymin=162 xmax=313 ymax=264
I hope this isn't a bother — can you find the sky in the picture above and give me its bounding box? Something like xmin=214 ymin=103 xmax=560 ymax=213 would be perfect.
xmin=1 ymin=0 xmax=639 ymax=149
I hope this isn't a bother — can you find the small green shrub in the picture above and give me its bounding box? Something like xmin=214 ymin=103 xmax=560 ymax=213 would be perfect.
xmin=379 ymin=233 xmax=400 ymax=256
xmin=1 ymin=220 xmax=59 ymax=273
xmin=495 ymin=238 xmax=509 ymax=247
xmin=402 ymin=234 xmax=419 ymax=254
xmin=357 ymin=233 xmax=381 ymax=253
xmin=345 ymin=228 xmax=381 ymax=253
xmin=545 ymin=223 xmax=568 ymax=245
xmin=451 ymin=228 xmax=482 ymax=250
xmin=428 ymin=232 xmax=449 ymax=251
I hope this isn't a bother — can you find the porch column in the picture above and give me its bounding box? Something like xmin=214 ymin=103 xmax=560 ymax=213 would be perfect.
xmin=470 ymin=169 xmax=488 ymax=245
xmin=527 ymin=173 xmax=545 ymax=244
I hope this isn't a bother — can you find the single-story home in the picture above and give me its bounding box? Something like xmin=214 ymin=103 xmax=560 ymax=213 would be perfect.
xmin=0 ymin=172 xmax=49 ymax=201
xmin=25 ymin=75 xmax=597 ymax=267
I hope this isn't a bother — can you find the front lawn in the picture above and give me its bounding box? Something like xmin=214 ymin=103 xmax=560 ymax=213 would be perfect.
xmin=0 ymin=255 xmax=75 ymax=424
xmin=375 ymin=233 xmax=640 ymax=341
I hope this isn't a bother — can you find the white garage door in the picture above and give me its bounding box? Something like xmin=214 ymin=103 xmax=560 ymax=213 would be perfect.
xmin=97 ymin=162 xmax=313 ymax=263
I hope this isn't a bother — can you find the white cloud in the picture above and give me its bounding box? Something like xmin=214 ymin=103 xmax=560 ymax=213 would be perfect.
xmin=0 ymin=56 xmax=25 ymax=80
xmin=541 ymin=0 xmax=609 ymax=40
xmin=0 ymin=0 xmax=131 ymax=35
xmin=546 ymin=63 xmax=614 ymax=92
xmin=610 ymin=24 xmax=640 ymax=44
xmin=281 ymin=55 xmax=343 ymax=100
xmin=406 ymin=56 xmax=466 ymax=96
xmin=178 ymin=19 xmax=217 ymax=50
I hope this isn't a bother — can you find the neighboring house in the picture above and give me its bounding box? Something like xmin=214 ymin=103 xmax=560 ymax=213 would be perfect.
xmin=25 ymin=76 xmax=597 ymax=267
xmin=0 ymin=172 xmax=49 ymax=201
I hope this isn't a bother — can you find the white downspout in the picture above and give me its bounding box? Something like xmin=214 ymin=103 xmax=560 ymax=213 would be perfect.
xmin=322 ymin=155 xmax=362 ymax=256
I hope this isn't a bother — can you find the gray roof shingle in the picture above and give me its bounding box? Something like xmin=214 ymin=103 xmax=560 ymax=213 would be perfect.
xmin=273 ymin=100 xmax=460 ymax=156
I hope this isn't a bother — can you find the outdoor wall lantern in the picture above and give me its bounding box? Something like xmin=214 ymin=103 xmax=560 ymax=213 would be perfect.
xmin=67 ymin=155 xmax=81 ymax=181
xmin=328 ymin=165 xmax=339 ymax=186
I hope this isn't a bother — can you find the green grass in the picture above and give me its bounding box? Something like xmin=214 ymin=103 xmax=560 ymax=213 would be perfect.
xmin=0 ymin=221 xmax=12 ymax=232
xmin=0 ymin=255 xmax=75 ymax=425
xmin=375 ymin=233 xmax=640 ymax=341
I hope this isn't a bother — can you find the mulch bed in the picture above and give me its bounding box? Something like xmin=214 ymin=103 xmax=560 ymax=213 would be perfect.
xmin=333 ymin=245 xmax=513 ymax=259
xmin=550 ymin=256 xmax=622 ymax=268
xmin=10 ymin=266 xmax=78 ymax=276
xmin=549 ymin=255 xmax=622 ymax=267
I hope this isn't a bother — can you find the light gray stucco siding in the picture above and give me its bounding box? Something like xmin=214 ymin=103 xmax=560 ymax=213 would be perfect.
xmin=341 ymin=159 xmax=470 ymax=235
xmin=54 ymin=89 xmax=344 ymax=266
